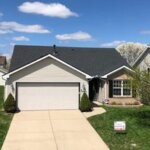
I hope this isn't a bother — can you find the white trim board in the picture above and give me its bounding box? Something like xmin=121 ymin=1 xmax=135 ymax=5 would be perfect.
xmin=132 ymin=47 xmax=149 ymax=67
xmin=3 ymin=54 xmax=92 ymax=80
xmin=101 ymin=65 xmax=134 ymax=78
xmin=0 ymin=68 xmax=7 ymax=74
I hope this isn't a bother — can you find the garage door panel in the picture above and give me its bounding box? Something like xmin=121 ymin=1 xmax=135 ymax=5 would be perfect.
xmin=17 ymin=83 xmax=79 ymax=110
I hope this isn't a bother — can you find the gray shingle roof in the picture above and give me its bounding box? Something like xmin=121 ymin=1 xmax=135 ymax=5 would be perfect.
xmin=9 ymin=45 xmax=130 ymax=76
xmin=133 ymin=47 xmax=150 ymax=67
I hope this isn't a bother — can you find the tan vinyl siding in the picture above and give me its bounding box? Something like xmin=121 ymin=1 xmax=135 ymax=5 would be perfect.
xmin=98 ymin=70 xmax=131 ymax=102
xmin=5 ymin=57 xmax=88 ymax=100
xmin=137 ymin=52 xmax=150 ymax=71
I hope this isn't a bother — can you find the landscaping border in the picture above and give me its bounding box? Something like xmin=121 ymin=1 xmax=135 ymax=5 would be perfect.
xmin=104 ymin=104 xmax=143 ymax=108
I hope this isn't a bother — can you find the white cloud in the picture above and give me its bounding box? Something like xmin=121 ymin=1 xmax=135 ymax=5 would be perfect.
xmin=10 ymin=42 xmax=16 ymax=47
xmin=0 ymin=29 xmax=12 ymax=34
xmin=100 ymin=40 xmax=126 ymax=47
xmin=13 ymin=36 xmax=30 ymax=41
xmin=140 ymin=30 xmax=150 ymax=35
xmin=18 ymin=2 xmax=78 ymax=18
xmin=0 ymin=21 xmax=50 ymax=34
xmin=56 ymin=31 xmax=92 ymax=41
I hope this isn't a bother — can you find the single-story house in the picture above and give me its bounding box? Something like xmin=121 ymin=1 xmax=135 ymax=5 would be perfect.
xmin=3 ymin=45 xmax=133 ymax=111
xmin=132 ymin=47 xmax=150 ymax=72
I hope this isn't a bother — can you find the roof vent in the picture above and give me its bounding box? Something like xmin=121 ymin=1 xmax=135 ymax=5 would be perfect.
xmin=53 ymin=44 xmax=56 ymax=49
xmin=52 ymin=44 xmax=57 ymax=55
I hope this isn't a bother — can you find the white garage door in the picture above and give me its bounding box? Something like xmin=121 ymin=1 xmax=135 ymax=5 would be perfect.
xmin=17 ymin=83 xmax=79 ymax=110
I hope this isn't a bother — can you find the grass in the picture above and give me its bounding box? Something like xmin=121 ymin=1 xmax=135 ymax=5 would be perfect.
xmin=0 ymin=86 xmax=13 ymax=149
xmin=88 ymin=106 xmax=150 ymax=150
xmin=0 ymin=86 xmax=4 ymax=110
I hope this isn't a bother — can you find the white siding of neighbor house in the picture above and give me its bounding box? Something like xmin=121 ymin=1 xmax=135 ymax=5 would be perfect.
xmin=0 ymin=72 xmax=5 ymax=86
xmin=137 ymin=51 xmax=150 ymax=70
xmin=5 ymin=57 xmax=89 ymax=100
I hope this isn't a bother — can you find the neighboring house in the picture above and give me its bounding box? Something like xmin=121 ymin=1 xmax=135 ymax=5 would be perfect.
xmin=0 ymin=56 xmax=7 ymax=69
xmin=0 ymin=56 xmax=7 ymax=86
xmin=0 ymin=68 xmax=7 ymax=86
xmin=132 ymin=47 xmax=150 ymax=71
xmin=3 ymin=45 xmax=133 ymax=111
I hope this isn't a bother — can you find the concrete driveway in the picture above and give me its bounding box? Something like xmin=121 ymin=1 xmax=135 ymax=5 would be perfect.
xmin=2 ymin=110 xmax=109 ymax=150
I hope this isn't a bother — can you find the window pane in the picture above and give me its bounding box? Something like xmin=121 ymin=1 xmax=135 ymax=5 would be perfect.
xmin=113 ymin=80 xmax=121 ymax=88
xmin=123 ymin=80 xmax=130 ymax=88
xmin=113 ymin=89 xmax=121 ymax=95
xmin=123 ymin=89 xmax=131 ymax=95
xmin=123 ymin=80 xmax=131 ymax=95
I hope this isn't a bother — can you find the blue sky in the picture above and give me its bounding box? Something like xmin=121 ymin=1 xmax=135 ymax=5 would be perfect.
xmin=0 ymin=0 xmax=150 ymax=56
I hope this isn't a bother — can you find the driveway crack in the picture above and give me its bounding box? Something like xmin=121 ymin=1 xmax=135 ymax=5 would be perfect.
xmin=48 ymin=111 xmax=59 ymax=150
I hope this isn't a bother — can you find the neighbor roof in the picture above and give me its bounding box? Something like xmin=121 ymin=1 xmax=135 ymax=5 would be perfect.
xmin=132 ymin=47 xmax=150 ymax=67
xmin=0 ymin=56 xmax=6 ymax=66
xmin=9 ymin=45 xmax=130 ymax=77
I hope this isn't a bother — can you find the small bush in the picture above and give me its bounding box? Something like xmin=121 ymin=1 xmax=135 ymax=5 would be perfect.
xmin=109 ymin=101 xmax=117 ymax=105
xmin=117 ymin=102 xmax=123 ymax=105
xmin=80 ymin=92 xmax=92 ymax=112
xmin=125 ymin=101 xmax=140 ymax=105
xmin=141 ymin=94 xmax=150 ymax=105
xmin=125 ymin=102 xmax=133 ymax=105
xmin=4 ymin=94 xmax=16 ymax=113
xmin=133 ymin=101 xmax=140 ymax=105
xmin=109 ymin=101 xmax=123 ymax=105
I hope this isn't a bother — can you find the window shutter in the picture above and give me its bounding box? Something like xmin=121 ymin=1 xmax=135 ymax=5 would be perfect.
xmin=109 ymin=80 xmax=113 ymax=98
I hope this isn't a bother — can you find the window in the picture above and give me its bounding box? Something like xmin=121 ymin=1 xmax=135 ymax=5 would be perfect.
xmin=113 ymin=80 xmax=121 ymax=96
xmin=123 ymin=80 xmax=131 ymax=96
xmin=113 ymin=80 xmax=131 ymax=96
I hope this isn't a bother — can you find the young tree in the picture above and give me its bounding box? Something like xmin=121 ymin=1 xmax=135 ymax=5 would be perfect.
xmin=4 ymin=93 xmax=16 ymax=113
xmin=117 ymin=42 xmax=147 ymax=65
xmin=80 ymin=92 xmax=92 ymax=112
xmin=131 ymin=69 xmax=150 ymax=105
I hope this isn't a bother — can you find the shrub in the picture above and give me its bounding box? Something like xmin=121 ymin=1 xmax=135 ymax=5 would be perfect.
xmin=125 ymin=101 xmax=140 ymax=105
xmin=109 ymin=101 xmax=117 ymax=105
xmin=4 ymin=94 xmax=16 ymax=113
xmin=133 ymin=101 xmax=140 ymax=105
xmin=131 ymin=69 xmax=150 ymax=105
xmin=117 ymin=102 xmax=123 ymax=105
xmin=125 ymin=102 xmax=133 ymax=105
xmin=141 ymin=93 xmax=150 ymax=105
xmin=80 ymin=92 xmax=92 ymax=112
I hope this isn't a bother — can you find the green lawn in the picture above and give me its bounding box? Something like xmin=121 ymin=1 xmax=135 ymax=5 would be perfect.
xmin=88 ymin=106 xmax=150 ymax=150
xmin=0 ymin=86 xmax=13 ymax=149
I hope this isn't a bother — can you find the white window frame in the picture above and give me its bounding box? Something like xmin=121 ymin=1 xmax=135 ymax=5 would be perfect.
xmin=113 ymin=80 xmax=132 ymax=97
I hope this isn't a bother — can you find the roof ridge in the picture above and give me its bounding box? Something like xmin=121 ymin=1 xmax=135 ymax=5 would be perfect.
xmin=14 ymin=44 xmax=116 ymax=50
